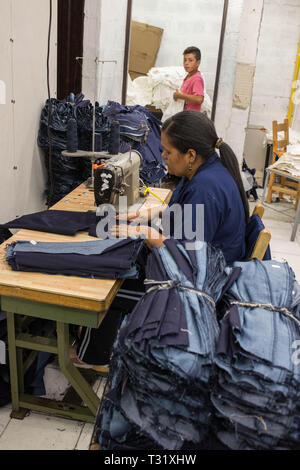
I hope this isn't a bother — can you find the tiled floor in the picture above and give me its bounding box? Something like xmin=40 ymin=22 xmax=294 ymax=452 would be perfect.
xmin=0 ymin=190 xmax=299 ymax=450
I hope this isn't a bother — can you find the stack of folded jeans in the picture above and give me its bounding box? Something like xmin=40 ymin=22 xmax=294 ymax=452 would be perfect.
xmin=38 ymin=94 xmax=92 ymax=205
xmin=38 ymin=94 xmax=166 ymax=206
xmin=96 ymin=239 xmax=233 ymax=450
xmin=103 ymin=102 xmax=167 ymax=184
xmin=212 ymin=258 xmax=300 ymax=450
xmin=6 ymin=237 xmax=145 ymax=279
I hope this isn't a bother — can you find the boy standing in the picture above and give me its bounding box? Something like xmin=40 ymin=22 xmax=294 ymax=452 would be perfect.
xmin=173 ymin=46 xmax=204 ymax=111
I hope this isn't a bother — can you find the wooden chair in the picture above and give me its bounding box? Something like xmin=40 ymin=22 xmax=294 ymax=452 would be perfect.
xmin=248 ymin=204 xmax=271 ymax=260
xmin=265 ymin=119 xmax=300 ymax=209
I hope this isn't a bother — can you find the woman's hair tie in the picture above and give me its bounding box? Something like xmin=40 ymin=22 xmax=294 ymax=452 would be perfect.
xmin=215 ymin=137 xmax=223 ymax=149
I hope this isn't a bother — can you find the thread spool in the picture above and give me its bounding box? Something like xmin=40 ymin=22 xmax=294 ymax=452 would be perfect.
xmin=95 ymin=132 xmax=102 ymax=152
xmin=108 ymin=120 xmax=120 ymax=155
xmin=66 ymin=118 xmax=78 ymax=153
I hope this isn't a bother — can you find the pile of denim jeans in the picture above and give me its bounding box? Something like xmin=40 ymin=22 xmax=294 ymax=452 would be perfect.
xmin=38 ymin=94 xmax=92 ymax=205
xmin=38 ymin=94 xmax=166 ymax=206
xmin=94 ymin=243 xmax=300 ymax=450
xmin=103 ymin=102 xmax=167 ymax=184
xmin=6 ymin=237 xmax=146 ymax=280
xmin=96 ymin=239 xmax=233 ymax=450
xmin=212 ymin=258 xmax=300 ymax=450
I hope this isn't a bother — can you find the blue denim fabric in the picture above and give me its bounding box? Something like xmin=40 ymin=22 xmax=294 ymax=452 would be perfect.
xmin=7 ymin=238 xmax=127 ymax=255
xmin=6 ymin=237 xmax=144 ymax=279
xmin=38 ymin=95 xmax=166 ymax=206
xmin=94 ymin=247 xmax=300 ymax=450
xmin=97 ymin=240 xmax=232 ymax=450
xmin=213 ymin=258 xmax=300 ymax=449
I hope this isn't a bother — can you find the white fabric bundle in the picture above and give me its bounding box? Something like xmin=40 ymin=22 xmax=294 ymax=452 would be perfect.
xmin=126 ymin=66 xmax=212 ymax=121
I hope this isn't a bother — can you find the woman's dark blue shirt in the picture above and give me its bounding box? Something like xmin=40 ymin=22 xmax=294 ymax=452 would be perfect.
xmin=166 ymin=153 xmax=246 ymax=264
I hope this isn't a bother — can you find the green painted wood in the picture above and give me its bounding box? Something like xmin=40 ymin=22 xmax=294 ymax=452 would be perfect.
xmin=56 ymin=322 xmax=100 ymax=416
xmin=10 ymin=408 xmax=29 ymax=420
xmin=19 ymin=394 xmax=95 ymax=423
xmin=63 ymin=369 xmax=100 ymax=406
xmin=6 ymin=312 xmax=20 ymax=413
xmin=1 ymin=296 xmax=101 ymax=328
xmin=23 ymin=350 xmax=39 ymax=375
xmin=16 ymin=348 xmax=24 ymax=396
xmin=16 ymin=333 xmax=58 ymax=354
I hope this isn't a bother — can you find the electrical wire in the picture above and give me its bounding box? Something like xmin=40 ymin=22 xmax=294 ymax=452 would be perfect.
xmin=46 ymin=0 xmax=54 ymax=208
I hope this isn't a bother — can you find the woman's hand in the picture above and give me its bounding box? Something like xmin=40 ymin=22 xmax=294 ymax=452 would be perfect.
xmin=109 ymin=223 xmax=165 ymax=248
xmin=116 ymin=210 xmax=140 ymax=222
xmin=116 ymin=208 xmax=150 ymax=223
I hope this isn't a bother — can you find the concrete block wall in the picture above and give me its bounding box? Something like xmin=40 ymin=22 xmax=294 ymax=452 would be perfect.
xmin=249 ymin=0 xmax=300 ymax=130
xmin=81 ymin=0 xmax=300 ymax=164
xmin=82 ymin=0 xmax=127 ymax=104
xmin=214 ymin=0 xmax=244 ymax=148
xmin=217 ymin=0 xmax=264 ymax=164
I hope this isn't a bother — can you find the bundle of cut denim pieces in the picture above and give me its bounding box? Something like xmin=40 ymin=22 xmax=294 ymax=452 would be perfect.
xmin=212 ymin=258 xmax=300 ymax=450
xmin=96 ymin=239 xmax=233 ymax=450
xmin=95 ymin=240 xmax=300 ymax=450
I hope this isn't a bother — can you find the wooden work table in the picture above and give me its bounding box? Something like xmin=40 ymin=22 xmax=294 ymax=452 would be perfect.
xmin=0 ymin=182 xmax=171 ymax=422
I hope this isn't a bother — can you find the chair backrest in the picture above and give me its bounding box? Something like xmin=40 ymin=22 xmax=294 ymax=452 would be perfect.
xmin=244 ymin=204 xmax=271 ymax=261
xmin=272 ymin=119 xmax=289 ymax=157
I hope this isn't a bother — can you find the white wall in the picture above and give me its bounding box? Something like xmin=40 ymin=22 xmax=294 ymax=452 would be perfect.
xmin=216 ymin=0 xmax=264 ymax=164
xmin=249 ymin=0 xmax=300 ymax=130
xmin=82 ymin=0 xmax=128 ymax=104
xmin=131 ymin=0 xmax=224 ymax=99
xmin=214 ymin=0 xmax=244 ymax=146
xmin=0 ymin=0 xmax=57 ymax=223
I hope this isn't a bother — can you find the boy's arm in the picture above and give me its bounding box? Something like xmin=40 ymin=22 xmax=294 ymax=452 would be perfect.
xmin=173 ymin=90 xmax=204 ymax=104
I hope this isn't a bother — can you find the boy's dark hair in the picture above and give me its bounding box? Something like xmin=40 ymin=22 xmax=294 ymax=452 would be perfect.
xmin=183 ymin=46 xmax=201 ymax=61
xmin=162 ymin=110 xmax=250 ymax=223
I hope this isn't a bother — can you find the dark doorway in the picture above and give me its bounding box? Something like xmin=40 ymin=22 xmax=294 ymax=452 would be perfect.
xmin=57 ymin=0 xmax=85 ymax=100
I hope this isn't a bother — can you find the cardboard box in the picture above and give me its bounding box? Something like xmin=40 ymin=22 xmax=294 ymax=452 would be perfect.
xmin=129 ymin=21 xmax=163 ymax=78
xmin=129 ymin=71 xmax=147 ymax=81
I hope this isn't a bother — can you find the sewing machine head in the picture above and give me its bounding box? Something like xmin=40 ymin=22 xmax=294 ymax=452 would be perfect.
xmin=93 ymin=150 xmax=142 ymax=210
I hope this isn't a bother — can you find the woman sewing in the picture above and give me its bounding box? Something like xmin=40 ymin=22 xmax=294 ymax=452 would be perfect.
xmin=111 ymin=110 xmax=249 ymax=265
xmin=71 ymin=110 xmax=249 ymax=370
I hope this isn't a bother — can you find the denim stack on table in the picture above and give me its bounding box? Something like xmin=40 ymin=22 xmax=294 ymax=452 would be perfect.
xmin=212 ymin=258 xmax=300 ymax=450
xmin=96 ymin=239 xmax=233 ymax=450
xmin=6 ymin=237 xmax=146 ymax=279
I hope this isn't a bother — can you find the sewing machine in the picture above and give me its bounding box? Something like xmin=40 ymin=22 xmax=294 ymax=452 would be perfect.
xmin=62 ymin=148 xmax=143 ymax=211
xmin=93 ymin=150 xmax=142 ymax=209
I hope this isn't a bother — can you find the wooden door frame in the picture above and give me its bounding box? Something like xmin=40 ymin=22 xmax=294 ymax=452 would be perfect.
xmin=57 ymin=0 xmax=85 ymax=100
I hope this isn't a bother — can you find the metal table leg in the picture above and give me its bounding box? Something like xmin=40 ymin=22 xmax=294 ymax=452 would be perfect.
xmin=291 ymin=197 xmax=300 ymax=241
xmin=261 ymin=168 xmax=270 ymax=203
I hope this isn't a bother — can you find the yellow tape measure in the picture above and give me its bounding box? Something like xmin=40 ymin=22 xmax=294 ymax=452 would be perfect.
xmin=142 ymin=186 xmax=167 ymax=205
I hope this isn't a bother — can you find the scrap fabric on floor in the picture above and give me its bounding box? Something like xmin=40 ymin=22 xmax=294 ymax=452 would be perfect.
xmin=94 ymin=242 xmax=300 ymax=450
